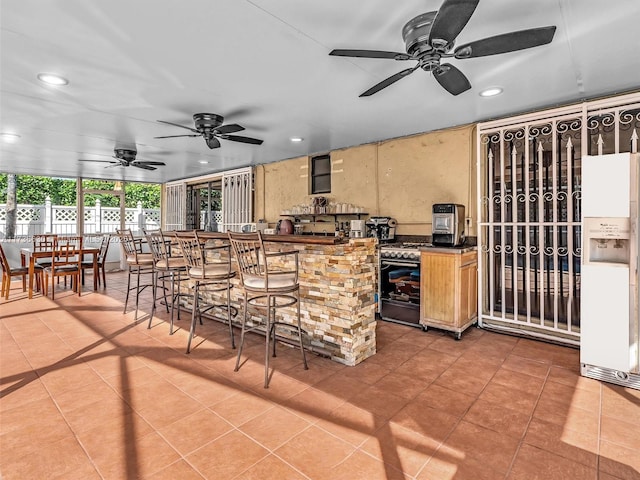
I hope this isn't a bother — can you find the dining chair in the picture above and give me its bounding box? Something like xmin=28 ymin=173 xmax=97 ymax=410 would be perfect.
xmin=43 ymin=236 xmax=83 ymax=299
xmin=81 ymin=234 xmax=111 ymax=288
xmin=144 ymin=228 xmax=188 ymax=334
xmin=173 ymin=230 xmax=236 ymax=353
xmin=227 ymin=230 xmax=308 ymax=388
xmin=116 ymin=228 xmax=154 ymax=321
xmin=1 ymin=243 xmax=44 ymax=300
xmin=33 ymin=233 xmax=58 ymax=269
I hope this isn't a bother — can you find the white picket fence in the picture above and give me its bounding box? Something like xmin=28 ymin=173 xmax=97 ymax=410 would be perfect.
xmin=0 ymin=197 xmax=160 ymax=238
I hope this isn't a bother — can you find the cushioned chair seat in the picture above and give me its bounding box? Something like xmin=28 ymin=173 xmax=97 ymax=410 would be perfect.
xmin=189 ymin=263 xmax=233 ymax=278
xmin=244 ymin=272 xmax=296 ymax=289
xmin=126 ymin=253 xmax=154 ymax=264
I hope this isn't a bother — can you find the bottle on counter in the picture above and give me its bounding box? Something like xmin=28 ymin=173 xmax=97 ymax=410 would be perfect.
xmin=335 ymin=222 xmax=340 ymax=237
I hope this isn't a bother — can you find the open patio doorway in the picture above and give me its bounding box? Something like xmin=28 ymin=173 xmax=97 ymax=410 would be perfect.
xmin=186 ymin=180 xmax=222 ymax=231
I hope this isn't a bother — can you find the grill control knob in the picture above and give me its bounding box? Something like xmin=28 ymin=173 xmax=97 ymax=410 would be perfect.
xmin=402 ymin=252 xmax=409 ymax=259
xmin=409 ymin=252 xmax=418 ymax=260
xmin=389 ymin=252 xmax=397 ymax=258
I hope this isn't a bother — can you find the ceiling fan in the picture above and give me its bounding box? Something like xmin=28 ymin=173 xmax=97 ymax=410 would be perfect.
xmin=78 ymin=148 xmax=166 ymax=171
xmin=155 ymin=113 xmax=264 ymax=149
xmin=329 ymin=0 xmax=556 ymax=96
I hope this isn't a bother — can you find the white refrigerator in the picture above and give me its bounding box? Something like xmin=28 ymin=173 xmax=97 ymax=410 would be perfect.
xmin=581 ymin=152 xmax=639 ymax=390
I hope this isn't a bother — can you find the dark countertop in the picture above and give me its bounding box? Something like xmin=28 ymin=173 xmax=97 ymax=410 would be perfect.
xmin=198 ymin=232 xmax=349 ymax=245
xmin=419 ymin=245 xmax=478 ymax=254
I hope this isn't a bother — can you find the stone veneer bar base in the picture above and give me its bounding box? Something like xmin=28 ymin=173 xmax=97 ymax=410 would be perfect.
xmin=181 ymin=237 xmax=377 ymax=366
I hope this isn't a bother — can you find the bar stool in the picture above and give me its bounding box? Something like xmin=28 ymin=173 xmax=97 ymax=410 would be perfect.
xmin=227 ymin=230 xmax=308 ymax=388
xmin=144 ymin=228 xmax=188 ymax=334
xmin=173 ymin=230 xmax=236 ymax=353
xmin=116 ymin=228 xmax=154 ymax=322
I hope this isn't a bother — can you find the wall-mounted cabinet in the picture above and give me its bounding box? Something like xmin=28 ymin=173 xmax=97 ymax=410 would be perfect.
xmin=420 ymin=248 xmax=478 ymax=339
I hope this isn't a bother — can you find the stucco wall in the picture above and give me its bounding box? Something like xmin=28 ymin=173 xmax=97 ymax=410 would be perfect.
xmin=255 ymin=123 xmax=476 ymax=236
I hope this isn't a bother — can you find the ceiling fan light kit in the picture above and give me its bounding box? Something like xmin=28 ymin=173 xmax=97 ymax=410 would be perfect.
xmin=329 ymin=0 xmax=556 ymax=97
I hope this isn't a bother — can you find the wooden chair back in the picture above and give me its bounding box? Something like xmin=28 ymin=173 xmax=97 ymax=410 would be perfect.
xmin=33 ymin=234 xmax=58 ymax=251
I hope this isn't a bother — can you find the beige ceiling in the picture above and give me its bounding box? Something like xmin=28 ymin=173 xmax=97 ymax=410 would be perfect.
xmin=2 ymin=0 xmax=640 ymax=184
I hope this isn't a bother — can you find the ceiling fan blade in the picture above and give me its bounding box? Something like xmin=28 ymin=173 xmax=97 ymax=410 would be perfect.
xmin=78 ymin=159 xmax=119 ymax=164
xmin=154 ymin=134 xmax=200 ymax=139
xmin=359 ymin=66 xmax=418 ymax=97
xmin=133 ymin=161 xmax=166 ymax=166
xmin=454 ymin=26 xmax=557 ymax=59
xmin=206 ymin=136 xmax=221 ymax=149
xmin=219 ymin=134 xmax=264 ymax=145
xmin=434 ymin=63 xmax=471 ymax=95
xmin=215 ymin=123 xmax=245 ymax=134
xmin=329 ymin=49 xmax=411 ymax=60
xmin=156 ymin=119 xmax=200 ymax=133
xmin=429 ymin=0 xmax=479 ymax=46
xmin=133 ymin=164 xmax=156 ymax=171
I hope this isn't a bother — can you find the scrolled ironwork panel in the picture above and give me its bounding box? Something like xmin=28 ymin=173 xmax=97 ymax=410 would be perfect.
xmin=478 ymin=115 xmax=583 ymax=343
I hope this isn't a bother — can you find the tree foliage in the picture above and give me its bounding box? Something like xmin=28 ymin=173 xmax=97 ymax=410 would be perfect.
xmin=0 ymin=174 xmax=161 ymax=208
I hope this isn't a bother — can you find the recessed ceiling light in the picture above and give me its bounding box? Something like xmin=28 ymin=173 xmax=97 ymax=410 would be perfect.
xmin=479 ymin=87 xmax=503 ymax=97
xmin=198 ymin=160 xmax=209 ymax=164
xmin=290 ymin=137 xmax=304 ymax=143
xmin=37 ymin=73 xmax=69 ymax=86
xmin=0 ymin=132 xmax=21 ymax=143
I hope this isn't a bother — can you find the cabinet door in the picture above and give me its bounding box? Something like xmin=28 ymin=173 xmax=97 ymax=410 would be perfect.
xmin=421 ymin=253 xmax=456 ymax=326
xmin=460 ymin=261 xmax=478 ymax=322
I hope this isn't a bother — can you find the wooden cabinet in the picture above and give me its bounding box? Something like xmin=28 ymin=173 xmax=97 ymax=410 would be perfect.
xmin=420 ymin=248 xmax=478 ymax=339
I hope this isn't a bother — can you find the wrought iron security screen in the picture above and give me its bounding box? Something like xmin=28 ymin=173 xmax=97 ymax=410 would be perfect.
xmin=164 ymin=182 xmax=186 ymax=231
xmin=221 ymin=168 xmax=253 ymax=232
xmin=477 ymin=93 xmax=640 ymax=345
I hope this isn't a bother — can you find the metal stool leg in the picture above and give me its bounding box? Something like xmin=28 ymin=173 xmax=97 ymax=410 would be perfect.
xmin=123 ymin=267 xmax=132 ymax=313
xmin=234 ymin=294 xmax=249 ymax=372
xmin=134 ymin=267 xmax=142 ymax=322
xmin=148 ymin=269 xmax=158 ymax=329
xmin=264 ymin=297 xmax=273 ymax=388
xmin=226 ymin=281 xmax=235 ymax=348
xmin=186 ymin=281 xmax=200 ymax=353
xmin=297 ymin=295 xmax=308 ymax=369
xmin=169 ymin=271 xmax=177 ymax=334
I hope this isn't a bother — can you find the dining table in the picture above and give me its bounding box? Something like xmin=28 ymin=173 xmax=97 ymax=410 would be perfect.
xmin=20 ymin=246 xmax=101 ymax=299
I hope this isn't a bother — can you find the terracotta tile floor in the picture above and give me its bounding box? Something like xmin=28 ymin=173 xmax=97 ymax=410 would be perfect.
xmin=1 ymin=271 xmax=639 ymax=479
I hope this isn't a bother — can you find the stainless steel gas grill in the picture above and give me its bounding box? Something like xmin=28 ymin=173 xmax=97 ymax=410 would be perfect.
xmin=378 ymin=242 xmax=431 ymax=327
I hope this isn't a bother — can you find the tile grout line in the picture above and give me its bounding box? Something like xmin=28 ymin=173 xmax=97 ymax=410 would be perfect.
xmin=411 ymin=336 xmax=521 ymax=480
